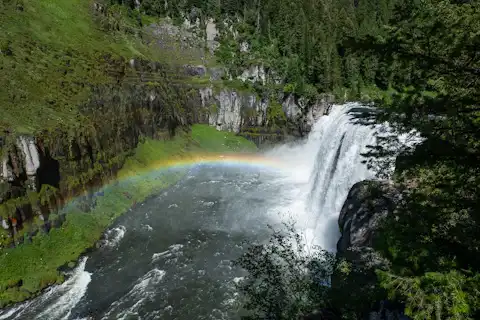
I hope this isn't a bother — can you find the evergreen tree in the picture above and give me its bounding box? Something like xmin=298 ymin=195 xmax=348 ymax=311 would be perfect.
xmin=352 ymin=0 xmax=480 ymax=317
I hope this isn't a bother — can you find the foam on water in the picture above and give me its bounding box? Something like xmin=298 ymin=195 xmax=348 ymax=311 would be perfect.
xmin=100 ymin=225 xmax=127 ymax=248
xmin=0 ymin=258 xmax=92 ymax=320
xmin=101 ymin=269 xmax=166 ymax=320
xmin=0 ymin=103 xmax=418 ymax=319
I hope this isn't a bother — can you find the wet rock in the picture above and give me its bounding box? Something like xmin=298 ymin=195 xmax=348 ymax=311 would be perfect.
xmin=335 ymin=181 xmax=398 ymax=284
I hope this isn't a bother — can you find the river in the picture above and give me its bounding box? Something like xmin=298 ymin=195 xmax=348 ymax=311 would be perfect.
xmin=0 ymin=103 xmax=382 ymax=320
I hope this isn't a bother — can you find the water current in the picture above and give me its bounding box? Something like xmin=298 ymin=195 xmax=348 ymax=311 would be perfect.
xmin=0 ymin=103 xmax=387 ymax=320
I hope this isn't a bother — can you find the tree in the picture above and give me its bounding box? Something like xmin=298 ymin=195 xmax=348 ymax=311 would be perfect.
xmin=234 ymin=223 xmax=338 ymax=319
xmin=349 ymin=0 xmax=480 ymax=317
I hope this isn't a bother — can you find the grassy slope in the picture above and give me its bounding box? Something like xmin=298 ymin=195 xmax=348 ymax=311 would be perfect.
xmin=0 ymin=0 xmax=152 ymax=134
xmin=0 ymin=125 xmax=256 ymax=307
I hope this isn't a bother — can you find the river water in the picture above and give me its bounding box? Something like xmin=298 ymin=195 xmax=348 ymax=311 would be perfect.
xmin=0 ymin=103 xmax=384 ymax=320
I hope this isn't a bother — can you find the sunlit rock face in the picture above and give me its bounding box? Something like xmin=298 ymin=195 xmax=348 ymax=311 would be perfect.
xmin=199 ymin=87 xmax=268 ymax=133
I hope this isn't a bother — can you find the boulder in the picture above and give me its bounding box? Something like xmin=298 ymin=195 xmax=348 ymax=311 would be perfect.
xmin=337 ymin=180 xmax=400 ymax=254
xmin=209 ymin=67 xmax=225 ymax=81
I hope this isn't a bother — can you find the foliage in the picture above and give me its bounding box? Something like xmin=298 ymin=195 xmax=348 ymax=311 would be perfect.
xmin=235 ymin=223 xmax=337 ymax=319
xmin=266 ymin=101 xmax=287 ymax=129
xmin=0 ymin=0 xmax=155 ymax=134
xmin=130 ymin=0 xmax=399 ymax=99
xmin=378 ymin=270 xmax=479 ymax=320
xmin=350 ymin=0 xmax=480 ymax=317
xmin=216 ymin=0 xmax=480 ymax=317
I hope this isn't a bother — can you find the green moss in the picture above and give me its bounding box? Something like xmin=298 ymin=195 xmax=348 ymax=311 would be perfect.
xmin=0 ymin=229 xmax=11 ymax=249
xmin=0 ymin=125 xmax=256 ymax=307
xmin=223 ymin=79 xmax=254 ymax=93
xmin=185 ymin=75 xmax=212 ymax=85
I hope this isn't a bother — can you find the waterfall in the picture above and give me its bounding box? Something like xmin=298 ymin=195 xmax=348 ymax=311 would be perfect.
xmin=267 ymin=102 xmax=380 ymax=251
xmin=0 ymin=102 xmax=407 ymax=319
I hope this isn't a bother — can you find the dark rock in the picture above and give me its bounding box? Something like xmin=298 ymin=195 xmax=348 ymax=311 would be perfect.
xmin=337 ymin=180 xmax=400 ymax=254
xmin=333 ymin=180 xmax=409 ymax=319
xmin=209 ymin=67 xmax=225 ymax=81
xmin=183 ymin=64 xmax=207 ymax=77
xmin=0 ymin=182 xmax=9 ymax=203
xmin=368 ymin=300 xmax=411 ymax=320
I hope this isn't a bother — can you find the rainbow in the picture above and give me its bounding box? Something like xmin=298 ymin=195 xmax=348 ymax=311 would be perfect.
xmin=63 ymin=152 xmax=287 ymax=209
xmin=139 ymin=153 xmax=284 ymax=172
xmin=116 ymin=152 xmax=287 ymax=181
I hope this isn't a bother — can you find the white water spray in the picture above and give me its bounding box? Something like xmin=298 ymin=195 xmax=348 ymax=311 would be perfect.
xmin=266 ymin=102 xmax=382 ymax=251
xmin=0 ymin=258 xmax=91 ymax=320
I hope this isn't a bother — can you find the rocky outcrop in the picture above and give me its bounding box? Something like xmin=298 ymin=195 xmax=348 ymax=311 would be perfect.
xmin=183 ymin=64 xmax=207 ymax=77
xmin=337 ymin=180 xmax=400 ymax=254
xmin=238 ymin=65 xmax=267 ymax=85
xmin=282 ymin=93 xmax=334 ymax=136
xmin=334 ymin=180 xmax=409 ymax=319
xmin=196 ymin=84 xmax=334 ymax=138
xmin=333 ymin=180 xmax=395 ymax=308
xmin=143 ymin=14 xmax=335 ymax=139
xmin=199 ymin=87 xmax=268 ymax=132
xmin=0 ymin=11 xmax=335 ymax=246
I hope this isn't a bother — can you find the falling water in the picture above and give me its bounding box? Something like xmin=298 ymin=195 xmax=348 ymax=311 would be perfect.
xmin=267 ymin=102 xmax=381 ymax=251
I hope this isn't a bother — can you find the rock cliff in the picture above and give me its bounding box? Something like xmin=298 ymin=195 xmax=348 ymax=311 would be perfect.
xmin=334 ymin=180 xmax=410 ymax=319
xmin=0 ymin=6 xmax=336 ymax=247
xmin=145 ymin=17 xmax=334 ymax=138
xmin=337 ymin=180 xmax=400 ymax=255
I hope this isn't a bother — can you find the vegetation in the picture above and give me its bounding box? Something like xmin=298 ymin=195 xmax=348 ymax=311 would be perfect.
xmin=120 ymin=0 xmax=398 ymax=102
xmin=233 ymin=0 xmax=480 ymax=319
xmin=354 ymin=1 xmax=480 ymax=318
xmin=2 ymin=0 xmax=479 ymax=317
xmin=0 ymin=0 xmax=149 ymax=133
xmin=0 ymin=125 xmax=256 ymax=307
xmin=235 ymin=223 xmax=336 ymax=319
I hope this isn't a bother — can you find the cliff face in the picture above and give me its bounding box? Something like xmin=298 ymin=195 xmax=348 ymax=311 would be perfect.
xmin=337 ymin=180 xmax=400 ymax=255
xmin=0 ymin=54 xmax=332 ymax=247
xmin=144 ymin=17 xmax=335 ymax=138
xmin=198 ymin=81 xmax=333 ymax=137
xmin=334 ymin=180 xmax=409 ymax=320
xmin=199 ymin=87 xmax=266 ymax=132
xmin=0 ymin=59 xmax=198 ymax=247
xmin=0 ymin=4 xmax=336 ymax=247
